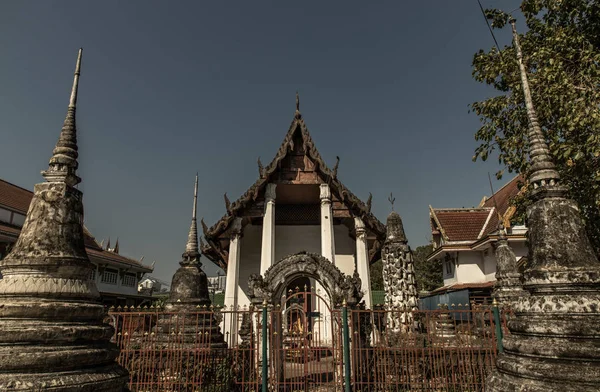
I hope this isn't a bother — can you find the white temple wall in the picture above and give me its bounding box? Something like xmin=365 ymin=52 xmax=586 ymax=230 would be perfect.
xmin=482 ymin=249 xmax=497 ymax=281
xmin=333 ymin=224 xmax=356 ymax=277
xmin=237 ymin=224 xmax=263 ymax=308
xmin=456 ymin=252 xmax=486 ymax=283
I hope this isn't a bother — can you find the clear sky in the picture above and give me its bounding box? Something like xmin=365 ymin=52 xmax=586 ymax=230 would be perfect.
xmin=0 ymin=1 xmax=523 ymax=282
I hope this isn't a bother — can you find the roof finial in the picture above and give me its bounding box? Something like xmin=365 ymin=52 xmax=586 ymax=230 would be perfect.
xmin=295 ymin=91 xmax=301 ymax=119
xmin=388 ymin=193 xmax=396 ymax=211
xmin=183 ymin=173 xmax=200 ymax=263
xmin=510 ymin=20 xmax=561 ymax=196
xmin=113 ymin=238 xmax=119 ymax=254
xmin=488 ymin=172 xmax=506 ymax=236
xmin=42 ymin=48 xmax=83 ymax=186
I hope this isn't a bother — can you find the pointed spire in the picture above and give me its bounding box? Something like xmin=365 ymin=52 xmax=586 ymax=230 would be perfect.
xmin=42 ymin=48 xmax=83 ymax=186
xmin=510 ymin=21 xmax=561 ymax=196
xmin=295 ymin=91 xmax=301 ymax=119
xmin=113 ymin=238 xmax=119 ymax=254
xmin=182 ymin=173 xmax=200 ymax=263
xmin=106 ymin=237 xmax=111 ymax=251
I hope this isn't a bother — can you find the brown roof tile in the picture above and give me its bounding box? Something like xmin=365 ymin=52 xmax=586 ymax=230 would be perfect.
xmin=430 ymin=281 xmax=494 ymax=294
xmin=433 ymin=209 xmax=492 ymax=241
xmin=0 ymin=179 xmax=34 ymax=213
xmin=482 ymin=175 xmax=524 ymax=215
xmin=431 ymin=176 xmax=524 ymax=242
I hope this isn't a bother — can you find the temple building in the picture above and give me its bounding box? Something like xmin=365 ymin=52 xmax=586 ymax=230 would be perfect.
xmin=201 ymin=95 xmax=386 ymax=339
xmin=0 ymin=178 xmax=154 ymax=307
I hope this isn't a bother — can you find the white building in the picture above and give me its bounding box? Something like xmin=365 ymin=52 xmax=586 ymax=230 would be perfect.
xmin=207 ymin=275 xmax=226 ymax=293
xmin=0 ymin=178 xmax=154 ymax=307
xmin=424 ymin=176 xmax=527 ymax=306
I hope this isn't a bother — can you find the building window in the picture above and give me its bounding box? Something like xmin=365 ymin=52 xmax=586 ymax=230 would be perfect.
xmin=11 ymin=213 xmax=25 ymax=227
xmin=0 ymin=208 xmax=11 ymax=224
xmin=122 ymin=273 xmax=137 ymax=287
xmin=101 ymin=269 xmax=118 ymax=285
xmin=445 ymin=260 xmax=453 ymax=274
xmin=90 ymin=268 xmax=96 ymax=281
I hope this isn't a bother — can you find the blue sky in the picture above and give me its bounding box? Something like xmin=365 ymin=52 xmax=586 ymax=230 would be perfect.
xmin=0 ymin=1 xmax=523 ymax=281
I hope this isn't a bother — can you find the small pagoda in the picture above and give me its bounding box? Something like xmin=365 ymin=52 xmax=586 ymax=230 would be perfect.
xmin=156 ymin=174 xmax=225 ymax=348
xmin=381 ymin=208 xmax=418 ymax=333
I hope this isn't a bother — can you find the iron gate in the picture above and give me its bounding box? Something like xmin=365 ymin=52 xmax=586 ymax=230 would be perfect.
xmin=268 ymin=286 xmax=343 ymax=391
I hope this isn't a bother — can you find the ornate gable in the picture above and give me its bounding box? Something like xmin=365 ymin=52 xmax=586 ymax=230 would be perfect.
xmin=201 ymin=100 xmax=385 ymax=270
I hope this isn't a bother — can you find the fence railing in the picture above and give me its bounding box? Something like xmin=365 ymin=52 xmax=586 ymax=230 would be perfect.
xmin=107 ymin=303 xmax=502 ymax=391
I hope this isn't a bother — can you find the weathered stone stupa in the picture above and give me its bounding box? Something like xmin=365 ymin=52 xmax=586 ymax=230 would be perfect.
xmin=0 ymin=49 xmax=128 ymax=391
xmin=492 ymin=224 xmax=528 ymax=308
xmin=486 ymin=21 xmax=600 ymax=391
xmin=381 ymin=210 xmax=418 ymax=333
xmin=157 ymin=174 xmax=225 ymax=348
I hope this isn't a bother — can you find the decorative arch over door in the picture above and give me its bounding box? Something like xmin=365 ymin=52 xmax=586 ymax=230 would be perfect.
xmin=247 ymin=251 xmax=363 ymax=308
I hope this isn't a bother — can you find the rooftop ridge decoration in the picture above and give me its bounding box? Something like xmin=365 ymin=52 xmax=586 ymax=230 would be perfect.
xmin=201 ymin=94 xmax=386 ymax=269
xmin=0 ymin=48 xmax=128 ymax=390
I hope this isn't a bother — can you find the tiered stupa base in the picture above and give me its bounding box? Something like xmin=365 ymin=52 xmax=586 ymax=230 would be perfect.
xmin=487 ymin=269 xmax=600 ymax=392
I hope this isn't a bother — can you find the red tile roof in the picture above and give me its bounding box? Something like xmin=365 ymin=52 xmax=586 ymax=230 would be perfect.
xmin=0 ymin=178 xmax=151 ymax=271
xmin=433 ymin=209 xmax=492 ymax=241
xmin=430 ymin=281 xmax=494 ymax=294
xmin=482 ymin=175 xmax=524 ymax=213
xmin=0 ymin=179 xmax=34 ymax=213
xmin=431 ymin=176 xmax=524 ymax=242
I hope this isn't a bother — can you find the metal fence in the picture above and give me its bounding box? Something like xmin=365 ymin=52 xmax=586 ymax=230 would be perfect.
xmin=108 ymin=298 xmax=501 ymax=391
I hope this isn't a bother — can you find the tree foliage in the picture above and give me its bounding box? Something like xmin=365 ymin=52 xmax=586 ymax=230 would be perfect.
xmin=471 ymin=0 xmax=600 ymax=254
xmin=370 ymin=244 xmax=441 ymax=292
xmin=370 ymin=259 xmax=384 ymax=291
xmin=413 ymin=244 xmax=441 ymax=292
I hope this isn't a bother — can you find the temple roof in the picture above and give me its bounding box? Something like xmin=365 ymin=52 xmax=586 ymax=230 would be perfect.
xmin=202 ymin=102 xmax=386 ymax=269
xmin=429 ymin=175 xmax=525 ymax=243
xmin=0 ymin=178 xmax=153 ymax=272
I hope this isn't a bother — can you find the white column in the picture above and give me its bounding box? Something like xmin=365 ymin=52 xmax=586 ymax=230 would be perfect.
xmin=224 ymin=217 xmax=242 ymax=345
xmin=320 ymin=184 xmax=336 ymax=264
xmin=355 ymin=217 xmax=373 ymax=309
xmin=260 ymin=184 xmax=276 ymax=275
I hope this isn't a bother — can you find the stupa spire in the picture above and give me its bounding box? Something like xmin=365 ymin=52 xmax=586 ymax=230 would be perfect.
xmin=182 ymin=173 xmax=200 ymax=264
xmin=42 ymin=48 xmax=83 ymax=186
xmin=511 ymin=21 xmax=561 ymax=196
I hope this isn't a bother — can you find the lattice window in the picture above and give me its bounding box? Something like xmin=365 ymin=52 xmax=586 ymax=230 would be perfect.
xmin=101 ymin=269 xmax=118 ymax=285
xmin=275 ymin=204 xmax=320 ymax=224
xmin=122 ymin=273 xmax=137 ymax=287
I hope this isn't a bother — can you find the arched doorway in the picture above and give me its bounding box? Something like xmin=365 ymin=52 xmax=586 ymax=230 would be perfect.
xmin=247 ymin=252 xmax=363 ymax=390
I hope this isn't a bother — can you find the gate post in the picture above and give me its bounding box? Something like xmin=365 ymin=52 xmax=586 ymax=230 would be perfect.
xmin=342 ymin=299 xmax=351 ymax=392
xmin=492 ymin=298 xmax=504 ymax=353
xmin=262 ymin=299 xmax=269 ymax=392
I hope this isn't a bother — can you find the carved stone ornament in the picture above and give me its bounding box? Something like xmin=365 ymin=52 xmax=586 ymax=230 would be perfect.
xmin=247 ymin=252 xmax=362 ymax=307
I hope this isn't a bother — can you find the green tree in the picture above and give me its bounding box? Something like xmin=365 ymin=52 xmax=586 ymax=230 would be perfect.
xmin=413 ymin=244 xmax=441 ymax=292
xmin=370 ymin=259 xmax=383 ymax=290
xmin=471 ymin=0 xmax=600 ymax=255
xmin=371 ymin=245 xmax=441 ymax=292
